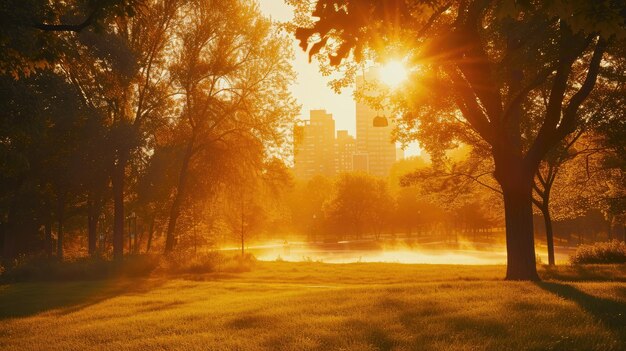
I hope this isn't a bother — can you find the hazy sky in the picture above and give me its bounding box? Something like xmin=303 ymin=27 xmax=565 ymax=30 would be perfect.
xmin=257 ymin=0 xmax=357 ymax=135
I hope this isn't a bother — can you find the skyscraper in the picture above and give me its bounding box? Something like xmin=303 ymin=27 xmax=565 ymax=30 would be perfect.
xmin=335 ymin=130 xmax=356 ymax=173
xmin=293 ymin=109 xmax=336 ymax=179
xmin=355 ymin=71 xmax=397 ymax=177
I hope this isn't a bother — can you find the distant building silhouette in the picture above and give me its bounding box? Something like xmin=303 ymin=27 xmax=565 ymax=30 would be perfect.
xmin=293 ymin=71 xmax=401 ymax=179
xmin=336 ymin=130 xmax=356 ymax=173
xmin=352 ymin=153 xmax=369 ymax=173
xmin=355 ymin=71 xmax=397 ymax=177
xmin=293 ymin=109 xmax=336 ymax=179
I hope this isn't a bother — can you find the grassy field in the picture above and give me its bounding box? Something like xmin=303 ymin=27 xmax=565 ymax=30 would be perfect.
xmin=0 ymin=262 xmax=625 ymax=351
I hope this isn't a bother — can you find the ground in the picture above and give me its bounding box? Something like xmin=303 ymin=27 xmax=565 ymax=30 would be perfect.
xmin=0 ymin=262 xmax=625 ymax=351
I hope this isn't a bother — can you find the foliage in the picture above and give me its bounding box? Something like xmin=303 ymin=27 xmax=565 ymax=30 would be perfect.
xmin=570 ymin=240 xmax=626 ymax=264
xmin=0 ymin=255 xmax=158 ymax=283
xmin=0 ymin=251 xmax=257 ymax=283
xmin=0 ymin=0 xmax=140 ymax=78
xmin=163 ymin=0 xmax=297 ymax=251
xmin=323 ymin=173 xmax=394 ymax=239
xmin=157 ymin=251 xmax=256 ymax=275
xmin=596 ymin=117 xmax=626 ymax=222
xmin=0 ymin=0 xmax=297 ymax=262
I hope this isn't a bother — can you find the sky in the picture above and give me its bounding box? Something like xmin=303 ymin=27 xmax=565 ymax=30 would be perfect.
xmin=257 ymin=0 xmax=356 ymax=134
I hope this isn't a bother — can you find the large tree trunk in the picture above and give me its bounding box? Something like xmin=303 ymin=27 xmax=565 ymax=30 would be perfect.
xmin=164 ymin=136 xmax=195 ymax=253
xmin=112 ymin=154 xmax=127 ymax=261
xmin=541 ymin=204 xmax=555 ymax=266
xmin=495 ymin=154 xmax=540 ymax=281
xmin=501 ymin=185 xmax=539 ymax=280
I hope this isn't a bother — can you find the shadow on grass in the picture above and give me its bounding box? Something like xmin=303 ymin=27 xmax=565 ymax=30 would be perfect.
xmin=536 ymin=282 xmax=626 ymax=341
xmin=540 ymin=264 xmax=626 ymax=282
xmin=0 ymin=278 xmax=164 ymax=320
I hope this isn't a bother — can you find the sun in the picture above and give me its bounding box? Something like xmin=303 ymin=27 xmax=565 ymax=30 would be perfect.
xmin=379 ymin=60 xmax=408 ymax=88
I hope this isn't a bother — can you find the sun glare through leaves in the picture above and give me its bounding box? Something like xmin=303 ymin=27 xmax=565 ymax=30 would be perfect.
xmin=379 ymin=60 xmax=409 ymax=88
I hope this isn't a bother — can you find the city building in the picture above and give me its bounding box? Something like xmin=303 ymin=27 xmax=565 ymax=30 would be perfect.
xmin=352 ymin=153 xmax=369 ymax=173
xmin=335 ymin=130 xmax=356 ymax=173
xmin=293 ymin=109 xmax=336 ymax=179
xmin=293 ymin=69 xmax=400 ymax=179
xmin=355 ymin=71 xmax=397 ymax=177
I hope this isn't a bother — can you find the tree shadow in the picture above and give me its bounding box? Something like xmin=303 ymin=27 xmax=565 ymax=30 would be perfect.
xmin=536 ymin=281 xmax=626 ymax=341
xmin=540 ymin=264 xmax=626 ymax=282
xmin=0 ymin=278 xmax=165 ymax=320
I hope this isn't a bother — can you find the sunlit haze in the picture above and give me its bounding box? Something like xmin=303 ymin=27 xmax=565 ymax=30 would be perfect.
xmin=379 ymin=60 xmax=409 ymax=88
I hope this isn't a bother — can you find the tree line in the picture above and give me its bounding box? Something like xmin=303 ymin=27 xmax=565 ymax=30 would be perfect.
xmin=0 ymin=0 xmax=297 ymax=264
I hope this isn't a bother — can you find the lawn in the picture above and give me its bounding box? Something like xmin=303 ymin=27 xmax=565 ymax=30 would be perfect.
xmin=0 ymin=262 xmax=625 ymax=351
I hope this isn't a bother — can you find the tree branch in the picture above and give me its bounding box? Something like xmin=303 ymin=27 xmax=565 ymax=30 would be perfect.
xmin=32 ymin=9 xmax=100 ymax=32
xmin=557 ymin=38 xmax=607 ymax=137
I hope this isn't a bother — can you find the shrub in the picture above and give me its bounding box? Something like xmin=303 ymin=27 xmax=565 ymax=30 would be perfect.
xmin=217 ymin=253 xmax=256 ymax=273
xmin=570 ymin=240 xmax=626 ymax=264
xmin=157 ymin=251 xmax=223 ymax=275
xmin=156 ymin=250 xmax=256 ymax=274
xmin=0 ymin=255 xmax=160 ymax=283
xmin=0 ymin=251 xmax=257 ymax=283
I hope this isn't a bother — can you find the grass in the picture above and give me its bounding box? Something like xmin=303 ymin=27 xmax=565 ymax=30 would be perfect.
xmin=0 ymin=262 xmax=625 ymax=351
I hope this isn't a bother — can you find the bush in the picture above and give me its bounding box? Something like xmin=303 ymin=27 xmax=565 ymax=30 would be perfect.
xmin=0 ymin=251 xmax=257 ymax=283
xmin=156 ymin=250 xmax=256 ymax=275
xmin=216 ymin=253 xmax=256 ymax=273
xmin=157 ymin=251 xmax=221 ymax=275
xmin=0 ymin=255 xmax=160 ymax=283
xmin=570 ymin=240 xmax=626 ymax=264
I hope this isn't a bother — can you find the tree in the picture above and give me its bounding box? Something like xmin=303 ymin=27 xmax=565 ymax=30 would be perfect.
xmin=222 ymin=159 xmax=292 ymax=256
xmin=62 ymin=0 xmax=181 ymax=260
xmin=370 ymin=180 xmax=395 ymax=240
xmin=401 ymin=150 xmax=504 ymax=243
xmin=596 ymin=117 xmax=626 ymax=240
xmin=395 ymin=186 xmax=424 ymax=237
xmin=287 ymin=175 xmax=334 ymax=242
xmin=324 ymin=173 xmax=390 ymax=240
xmin=163 ymin=0 xmax=297 ymax=253
xmin=292 ymin=0 xmax=626 ymax=280
xmin=531 ymin=132 xmax=583 ymax=265
xmin=0 ymin=71 xmax=105 ymax=261
xmin=225 ymin=181 xmax=265 ymax=256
